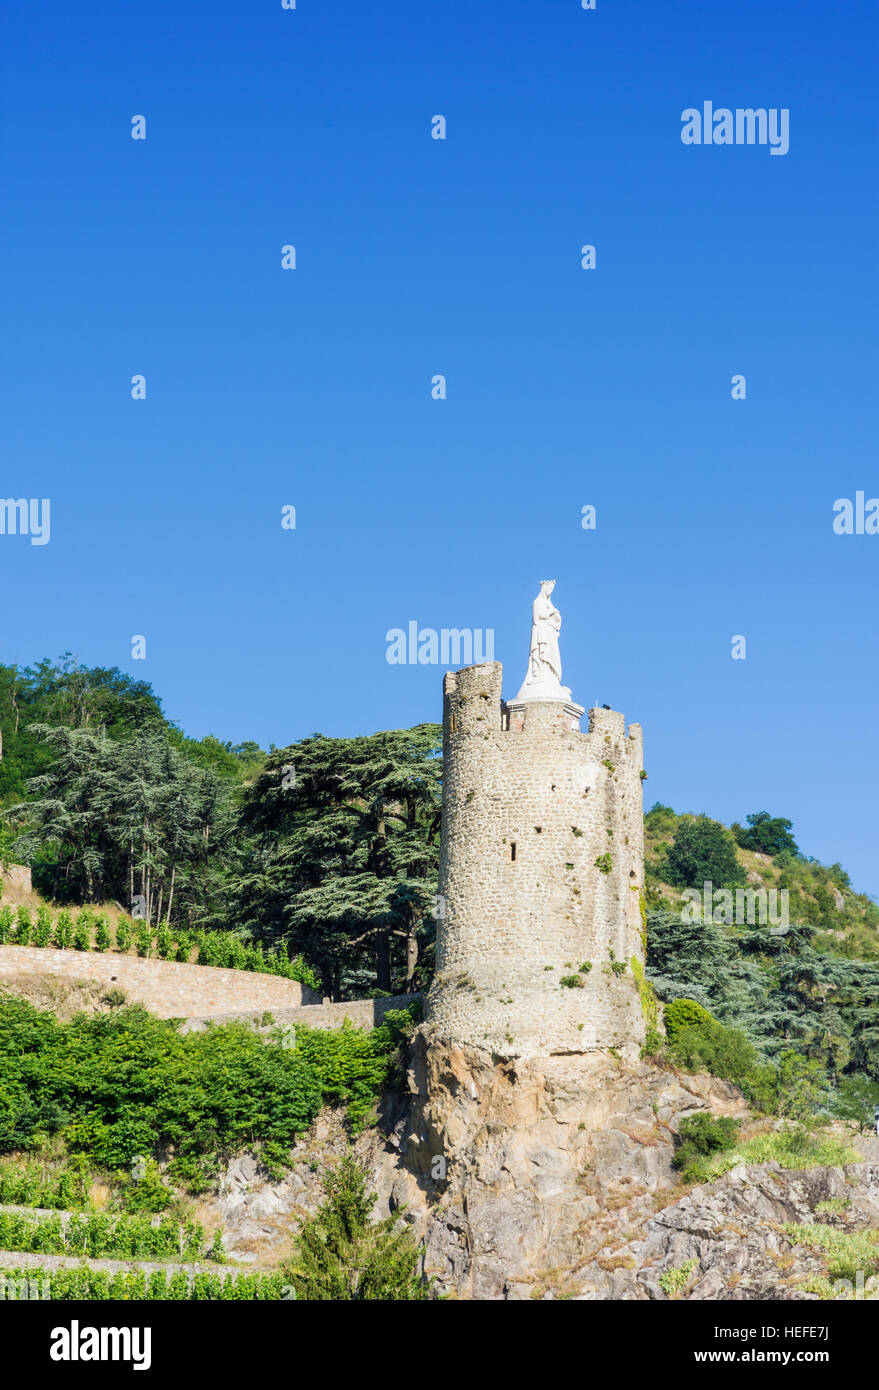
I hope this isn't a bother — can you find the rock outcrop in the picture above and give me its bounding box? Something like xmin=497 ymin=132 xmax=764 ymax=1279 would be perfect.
xmin=200 ymin=1030 xmax=879 ymax=1300
xmin=372 ymin=1028 xmax=749 ymax=1298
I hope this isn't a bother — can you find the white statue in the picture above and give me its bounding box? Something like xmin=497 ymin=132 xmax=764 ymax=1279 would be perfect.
xmin=514 ymin=579 xmax=573 ymax=702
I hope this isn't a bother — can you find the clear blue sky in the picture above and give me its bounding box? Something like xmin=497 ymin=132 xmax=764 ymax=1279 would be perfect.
xmin=2 ymin=0 xmax=877 ymax=894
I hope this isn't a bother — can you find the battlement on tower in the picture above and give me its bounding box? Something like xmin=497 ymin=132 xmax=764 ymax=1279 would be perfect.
xmin=428 ymin=655 xmax=647 ymax=1060
xmin=442 ymin=660 xmax=643 ymax=750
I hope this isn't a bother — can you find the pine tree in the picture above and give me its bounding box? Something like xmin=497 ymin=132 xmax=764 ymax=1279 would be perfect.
xmin=234 ymin=726 xmax=442 ymax=998
xmin=286 ymin=1156 xmax=429 ymax=1301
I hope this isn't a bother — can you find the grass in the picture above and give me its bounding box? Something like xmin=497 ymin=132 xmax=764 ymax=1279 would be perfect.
xmin=784 ymin=1223 xmax=879 ymax=1283
xmin=659 ymin=1259 xmax=697 ymax=1298
xmin=677 ymin=1126 xmax=857 ymax=1185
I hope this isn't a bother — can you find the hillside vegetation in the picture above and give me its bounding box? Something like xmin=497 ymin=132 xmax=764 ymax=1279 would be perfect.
xmin=645 ymin=803 xmax=878 ymax=959
xmin=2 ymin=655 xmax=878 ymax=1141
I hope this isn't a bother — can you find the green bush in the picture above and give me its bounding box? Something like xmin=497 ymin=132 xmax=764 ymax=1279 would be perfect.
xmin=667 ymin=1019 xmax=759 ymax=1089
xmin=73 ymin=912 xmax=92 ymax=951
xmin=675 ymin=1124 xmax=856 ymax=1185
xmin=732 ymin=812 xmax=799 ymax=858
xmin=53 ymin=909 xmax=73 ymax=949
xmin=0 ymin=904 xmax=322 ymax=992
xmin=673 ymin=1112 xmax=740 ymax=1171
xmin=119 ymin=1157 xmax=172 ymax=1214
xmin=0 ymin=1162 xmax=91 ymax=1210
xmin=0 ymin=997 xmax=417 ymax=1183
xmin=664 ymin=997 xmax=714 ymax=1041
xmin=0 ymin=1265 xmax=288 ymax=1300
xmin=0 ymin=1209 xmax=204 ymax=1260
xmin=15 ymin=907 xmax=32 ymax=945
xmin=34 ymin=907 xmax=53 ymax=947
xmin=174 ymin=931 xmax=193 ymax=963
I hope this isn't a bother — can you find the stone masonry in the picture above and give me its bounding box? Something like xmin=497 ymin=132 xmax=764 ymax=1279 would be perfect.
xmin=425 ymin=660 xmax=646 ymax=1060
xmin=179 ymin=993 xmax=421 ymax=1035
xmin=0 ymin=946 xmax=321 ymax=1018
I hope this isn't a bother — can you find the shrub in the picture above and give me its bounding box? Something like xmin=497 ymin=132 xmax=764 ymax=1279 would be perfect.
xmin=53 ymin=909 xmax=73 ymax=949
xmin=174 ymin=931 xmax=193 ymax=963
xmin=667 ymin=1019 xmax=759 ymax=1090
xmin=772 ymin=1051 xmax=831 ymax=1121
xmin=206 ymin=1229 xmax=227 ymax=1263
xmin=120 ymin=1157 xmax=172 ymax=1214
xmin=675 ymin=1124 xmax=856 ymax=1185
xmin=73 ymin=912 xmax=93 ymax=951
xmin=33 ymin=907 xmax=53 ymax=947
xmin=664 ymin=997 xmax=713 ymax=1042
xmin=0 ymin=997 xmax=417 ymax=1182
xmin=0 ymin=1265 xmax=288 ymax=1300
xmin=114 ymin=917 xmax=132 ymax=953
xmin=659 ymin=1259 xmax=697 ymax=1299
xmin=0 ymin=907 xmax=13 ymax=945
xmin=560 ymin=975 xmax=585 ymax=989
xmin=14 ymin=907 xmax=32 ymax=945
xmin=94 ymin=916 xmax=111 ymax=953
xmin=673 ymin=1113 xmax=740 ymax=1171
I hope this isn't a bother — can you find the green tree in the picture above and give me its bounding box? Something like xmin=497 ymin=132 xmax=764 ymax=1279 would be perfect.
xmin=285 ymin=1156 xmax=428 ymax=1300
xmin=234 ymin=727 xmax=442 ymax=998
xmin=662 ymin=816 xmax=746 ymax=891
xmin=833 ymin=1075 xmax=879 ymax=1132
xmin=774 ymin=1050 xmax=830 ymax=1120
xmin=7 ymin=725 xmax=238 ymax=927
xmin=732 ymin=811 xmax=799 ymax=858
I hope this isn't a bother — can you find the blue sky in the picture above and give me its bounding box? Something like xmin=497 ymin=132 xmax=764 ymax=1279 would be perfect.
xmin=1 ymin=0 xmax=877 ymax=894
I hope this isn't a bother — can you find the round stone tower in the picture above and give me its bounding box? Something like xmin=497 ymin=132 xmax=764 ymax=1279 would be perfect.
xmin=425 ymin=602 xmax=646 ymax=1060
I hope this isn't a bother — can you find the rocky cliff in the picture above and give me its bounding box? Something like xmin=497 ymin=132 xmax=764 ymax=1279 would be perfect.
xmin=201 ymin=1028 xmax=879 ymax=1300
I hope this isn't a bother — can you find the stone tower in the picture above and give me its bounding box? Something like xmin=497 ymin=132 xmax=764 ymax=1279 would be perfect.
xmin=425 ymin=585 xmax=646 ymax=1060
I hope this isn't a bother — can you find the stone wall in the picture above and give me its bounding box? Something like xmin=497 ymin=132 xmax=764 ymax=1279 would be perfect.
xmin=426 ymin=660 xmax=646 ymax=1059
xmin=0 ymin=946 xmax=321 ymax=1018
xmin=178 ymin=993 xmax=422 ymax=1034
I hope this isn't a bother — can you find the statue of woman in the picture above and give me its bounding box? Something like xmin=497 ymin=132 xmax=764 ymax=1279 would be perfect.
xmin=530 ymin=580 xmax=562 ymax=683
xmin=515 ymin=580 xmax=570 ymax=700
